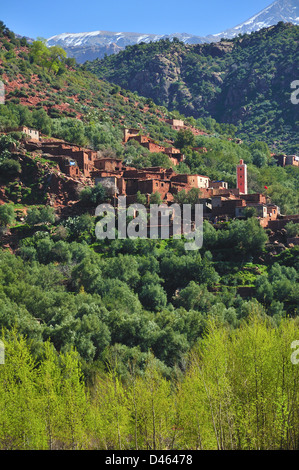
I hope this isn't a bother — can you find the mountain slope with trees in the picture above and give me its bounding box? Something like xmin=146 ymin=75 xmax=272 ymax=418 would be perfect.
xmin=85 ymin=22 xmax=299 ymax=154
xmin=3 ymin=21 xmax=298 ymax=217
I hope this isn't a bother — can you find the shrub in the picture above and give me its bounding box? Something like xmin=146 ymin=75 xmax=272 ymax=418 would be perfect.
xmin=79 ymin=183 xmax=107 ymax=205
xmin=285 ymin=221 xmax=299 ymax=238
xmin=0 ymin=203 xmax=16 ymax=227
xmin=25 ymin=206 xmax=55 ymax=226
xmin=0 ymin=159 xmax=21 ymax=178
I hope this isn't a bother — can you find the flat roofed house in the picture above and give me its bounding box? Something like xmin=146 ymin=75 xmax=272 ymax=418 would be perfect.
xmin=19 ymin=126 xmax=39 ymax=141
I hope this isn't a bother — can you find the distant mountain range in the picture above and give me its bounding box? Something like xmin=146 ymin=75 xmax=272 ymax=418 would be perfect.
xmin=47 ymin=0 xmax=299 ymax=63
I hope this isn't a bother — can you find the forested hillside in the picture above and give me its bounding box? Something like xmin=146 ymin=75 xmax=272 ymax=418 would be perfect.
xmin=85 ymin=22 xmax=299 ymax=154
xmin=1 ymin=23 xmax=298 ymax=215
xmin=0 ymin=23 xmax=239 ymax=162
xmin=0 ymin=22 xmax=299 ymax=451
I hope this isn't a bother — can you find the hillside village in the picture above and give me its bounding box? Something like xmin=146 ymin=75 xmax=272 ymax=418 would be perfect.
xmin=4 ymin=123 xmax=298 ymax=240
xmin=1 ymin=12 xmax=299 ymax=452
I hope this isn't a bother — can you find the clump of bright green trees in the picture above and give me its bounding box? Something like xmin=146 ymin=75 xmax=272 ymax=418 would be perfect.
xmin=1 ymin=315 xmax=298 ymax=450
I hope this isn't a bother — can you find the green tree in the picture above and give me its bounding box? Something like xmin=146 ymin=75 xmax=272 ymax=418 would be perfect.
xmin=80 ymin=183 xmax=107 ymax=205
xmin=90 ymin=365 xmax=130 ymax=449
xmin=0 ymin=158 xmax=21 ymax=179
xmin=32 ymin=108 xmax=52 ymax=135
xmin=58 ymin=349 xmax=90 ymax=449
xmin=174 ymin=129 xmax=196 ymax=151
xmin=127 ymin=355 xmax=175 ymax=450
xmin=0 ymin=204 xmax=16 ymax=227
xmin=29 ymin=39 xmax=50 ymax=68
xmin=37 ymin=341 xmax=64 ymax=450
xmin=139 ymin=283 xmax=167 ymax=311
xmin=149 ymin=191 xmax=162 ymax=205
xmin=136 ymin=191 xmax=147 ymax=205
xmin=0 ymin=332 xmax=47 ymax=449
xmin=47 ymin=46 xmax=67 ymax=73
xmin=25 ymin=206 xmax=55 ymax=226
xmin=285 ymin=221 xmax=299 ymax=238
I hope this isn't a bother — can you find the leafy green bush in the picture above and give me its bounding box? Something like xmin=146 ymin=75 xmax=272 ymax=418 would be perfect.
xmin=79 ymin=183 xmax=107 ymax=205
xmin=25 ymin=206 xmax=55 ymax=226
xmin=0 ymin=158 xmax=21 ymax=179
xmin=0 ymin=203 xmax=16 ymax=227
xmin=285 ymin=221 xmax=299 ymax=238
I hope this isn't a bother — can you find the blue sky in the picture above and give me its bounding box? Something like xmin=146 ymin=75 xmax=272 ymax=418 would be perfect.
xmin=1 ymin=0 xmax=273 ymax=39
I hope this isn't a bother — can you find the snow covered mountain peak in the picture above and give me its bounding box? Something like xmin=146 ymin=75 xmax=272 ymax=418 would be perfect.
xmin=210 ymin=0 xmax=299 ymax=39
xmin=46 ymin=0 xmax=299 ymax=63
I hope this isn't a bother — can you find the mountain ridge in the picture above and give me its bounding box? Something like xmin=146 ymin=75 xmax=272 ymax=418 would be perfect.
xmin=47 ymin=0 xmax=299 ymax=62
xmin=84 ymin=22 xmax=299 ymax=154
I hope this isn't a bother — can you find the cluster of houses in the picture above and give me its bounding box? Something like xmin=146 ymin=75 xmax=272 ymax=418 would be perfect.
xmin=123 ymin=127 xmax=185 ymax=166
xmin=8 ymin=126 xmax=299 ymax=229
xmin=92 ymin=157 xmax=282 ymax=228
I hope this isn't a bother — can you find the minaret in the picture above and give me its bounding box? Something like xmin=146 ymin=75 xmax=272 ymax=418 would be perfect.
xmin=237 ymin=159 xmax=247 ymax=194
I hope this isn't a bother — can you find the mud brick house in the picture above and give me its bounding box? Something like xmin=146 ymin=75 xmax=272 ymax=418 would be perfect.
xmin=93 ymin=166 xmax=173 ymax=203
xmin=92 ymin=163 xmax=241 ymax=207
xmin=212 ymin=195 xmax=246 ymax=218
xmin=124 ymin=131 xmax=166 ymax=153
xmin=93 ymin=163 xmax=212 ymax=205
xmin=94 ymin=157 xmax=127 ymax=173
xmin=93 ymin=158 xmax=136 ymax=201
xmin=240 ymin=193 xmax=267 ymax=205
xmin=42 ymin=154 xmax=80 ymax=178
xmin=142 ymin=140 xmax=167 ymax=154
xmin=273 ymin=154 xmax=287 ymax=167
xmin=235 ymin=202 xmax=276 ymax=220
xmin=122 ymin=167 xmax=175 ymax=182
xmin=209 ymin=180 xmax=228 ymax=190
xmin=6 ymin=126 xmax=40 ymax=141
xmin=123 ymin=128 xmax=141 ymax=144
xmin=211 ymin=190 xmax=280 ymax=227
xmin=267 ymin=214 xmax=299 ymax=231
xmin=273 ymin=154 xmax=299 ymax=167
xmin=24 ymin=140 xmax=98 ymax=177
xmin=20 ymin=127 xmax=40 ymax=141
xmin=138 ymin=178 xmax=171 ymax=200
xmin=171 ymin=174 xmax=210 ymax=190
xmin=123 ymin=128 xmax=184 ymax=166
xmin=95 ymin=174 xmax=126 ymax=199
xmin=285 ymin=155 xmax=299 ymax=167
xmin=165 ymin=118 xmax=185 ymax=130
xmin=93 ymin=158 xmax=285 ymax=229
xmin=64 ymin=159 xmax=80 ymax=178
xmin=163 ymin=147 xmax=185 ymax=165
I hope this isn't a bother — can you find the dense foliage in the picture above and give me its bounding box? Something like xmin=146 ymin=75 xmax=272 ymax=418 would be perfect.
xmin=1 ymin=316 xmax=299 ymax=450
xmin=0 ymin=214 xmax=297 ymax=375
